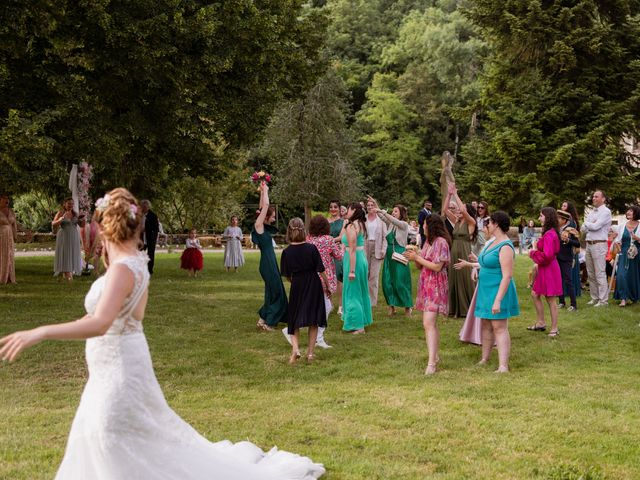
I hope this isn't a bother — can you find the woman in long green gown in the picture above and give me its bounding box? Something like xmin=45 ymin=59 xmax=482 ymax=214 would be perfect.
xmin=328 ymin=200 xmax=345 ymax=315
xmin=442 ymin=183 xmax=477 ymax=318
xmin=251 ymin=182 xmax=287 ymax=331
xmin=341 ymin=203 xmax=372 ymax=333
xmin=374 ymin=203 xmax=413 ymax=315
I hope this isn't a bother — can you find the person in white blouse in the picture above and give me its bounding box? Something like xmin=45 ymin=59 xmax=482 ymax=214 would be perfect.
xmin=581 ymin=190 xmax=612 ymax=306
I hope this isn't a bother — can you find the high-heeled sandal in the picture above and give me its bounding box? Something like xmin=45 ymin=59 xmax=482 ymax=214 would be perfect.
xmin=425 ymin=363 xmax=437 ymax=375
xmin=288 ymin=351 xmax=301 ymax=364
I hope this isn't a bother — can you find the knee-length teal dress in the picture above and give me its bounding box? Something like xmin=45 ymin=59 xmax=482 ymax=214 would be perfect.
xmin=381 ymin=230 xmax=413 ymax=308
xmin=342 ymin=232 xmax=373 ymax=331
xmin=329 ymin=219 xmax=344 ymax=282
xmin=251 ymin=224 xmax=287 ymax=327
xmin=475 ymin=239 xmax=520 ymax=320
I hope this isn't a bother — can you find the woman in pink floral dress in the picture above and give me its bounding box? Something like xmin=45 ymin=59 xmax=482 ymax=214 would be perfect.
xmin=405 ymin=214 xmax=451 ymax=375
xmin=307 ymin=215 xmax=344 ymax=349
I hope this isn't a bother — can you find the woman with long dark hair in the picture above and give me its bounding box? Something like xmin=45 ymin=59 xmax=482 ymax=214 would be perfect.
xmin=374 ymin=202 xmax=413 ymax=316
xmin=442 ymin=183 xmax=477 ymax=317
xmin=405 ymin=214 xmax=451 ymax=374
xmin=613 ymin=205 xmax=640 ymax=306
xmin=251 ymin=182 xmax=287 ymax=331
xmin=528 ymin=207 xmax=563 ymax=337
xmin=561 ymin=200 xmax=582 ymax=299
xmin=341 ymin=203 xmax=372 ymax=334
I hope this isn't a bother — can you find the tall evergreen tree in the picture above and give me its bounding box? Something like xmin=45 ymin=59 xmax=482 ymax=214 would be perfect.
xmin=261 ymin=69 xmax=363 ymax=225
xmin=462 ymin=0 xmax=640 ymax=213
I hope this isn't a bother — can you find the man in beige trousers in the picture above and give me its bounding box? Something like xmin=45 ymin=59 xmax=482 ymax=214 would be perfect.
xmin=365 ymin=197 xmax=387 ymax=306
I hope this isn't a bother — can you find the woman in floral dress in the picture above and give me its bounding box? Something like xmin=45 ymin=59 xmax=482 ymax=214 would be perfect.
xmin=308 ymin=215 xmax=343 ymax=349
xmin=405 ymin=214 xmax=451 ymax=375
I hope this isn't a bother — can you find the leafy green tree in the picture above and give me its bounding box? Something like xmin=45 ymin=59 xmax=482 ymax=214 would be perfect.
xmin=355 ymin=73 xmax=429 ymax=207
xmin=261 ymin=69 xmax=363 ymax=225
xmin=0 ymin=0 xmax=328 ymax=196
xmin=461 ymin=0 xmax=640 ymax=213
xmin=355 ymin=2 xmax=488 ymax=209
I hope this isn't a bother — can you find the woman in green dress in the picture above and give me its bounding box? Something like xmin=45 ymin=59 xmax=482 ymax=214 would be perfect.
xmin=442 ymin=183 xmax=477 ymax=317
xmin=341 ymin=203 xmax=372 ymax=334
xmin=328 ymin=200 xmax=345 ymax=315
xmin=251 ymin=182 xmax=287 ymax=331
xmin=373 ymin=202 xmax=413 ymax=316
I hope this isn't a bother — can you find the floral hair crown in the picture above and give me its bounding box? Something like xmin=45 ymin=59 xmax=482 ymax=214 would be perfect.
xmin=95 ymin=194 xmax=138 ymax=220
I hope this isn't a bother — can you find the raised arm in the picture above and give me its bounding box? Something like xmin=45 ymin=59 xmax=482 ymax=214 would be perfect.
xmin=0 ymin=264 xmax=136 ymax=362
xmin=377 ymin=210 xmax=408 ymax=231
xmin=254 ymin=182 xmax=269 ymax=235
xmin=529 ymin=232 xmax=557 ymax=266
xmin=450 ymin=184 xmax=476 ymax=232
xmin=441 ymin=187 xmax=457 ymax=224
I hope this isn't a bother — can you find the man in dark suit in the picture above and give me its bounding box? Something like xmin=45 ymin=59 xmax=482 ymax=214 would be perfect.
xmin=140 ymin=199 xmax=159 ymax=274
xmin=417 ymin=200 xmax=432 ymax=247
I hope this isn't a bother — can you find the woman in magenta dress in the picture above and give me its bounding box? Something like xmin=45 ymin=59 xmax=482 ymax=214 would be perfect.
xmin=404 ymin=214 xmax=451 ymax=375
xmin=528 ymin=207 xmax=562 ymax=337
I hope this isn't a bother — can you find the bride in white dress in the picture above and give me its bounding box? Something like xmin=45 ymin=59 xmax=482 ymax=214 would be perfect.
xmin=0 ymin=188 xmax=325 ymax=480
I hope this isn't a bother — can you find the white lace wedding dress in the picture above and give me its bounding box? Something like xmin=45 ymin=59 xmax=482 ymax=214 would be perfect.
xmin=55 ymin=253 xmax=325 ymax=479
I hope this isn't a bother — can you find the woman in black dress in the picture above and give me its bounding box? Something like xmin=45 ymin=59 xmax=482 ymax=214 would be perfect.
xmin=280 ymin=217 xmax=330 ymax=364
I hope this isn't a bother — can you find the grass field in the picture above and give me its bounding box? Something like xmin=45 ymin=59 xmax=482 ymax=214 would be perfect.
xmin=1 ymin=253 xmax=639 ymax=479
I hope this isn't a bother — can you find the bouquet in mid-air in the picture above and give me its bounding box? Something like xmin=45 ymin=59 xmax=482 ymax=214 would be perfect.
xmin=250 ymin=171 xmax=272 ymax=189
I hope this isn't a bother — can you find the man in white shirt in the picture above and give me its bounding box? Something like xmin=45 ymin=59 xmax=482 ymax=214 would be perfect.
xmin=581 ymin=190 xmax=612 ymax=306
xmin=365 ymin=197 xmax=387 ymax=306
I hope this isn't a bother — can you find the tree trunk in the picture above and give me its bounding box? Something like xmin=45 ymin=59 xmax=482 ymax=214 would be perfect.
xmin=304 ymin=201 xmax=311 ymax=230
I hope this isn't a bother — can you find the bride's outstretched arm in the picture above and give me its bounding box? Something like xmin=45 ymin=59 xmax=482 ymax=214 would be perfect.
xmin=0 ymin=264 xmax=135 ymax=362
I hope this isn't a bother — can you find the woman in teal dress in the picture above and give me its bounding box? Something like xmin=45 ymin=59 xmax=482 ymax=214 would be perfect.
xmin=341 ymin=203 xmax=372 ymax=334
xmin=251 ymin=182 xmax=287 ymax=331
xmin=472 ymin=211 xmax=518 ymax=373
xmin=375 ymin=203 xmax=413 ymax=315
xmin=613 ymin=206 xmax=640 ymax=306
xmin=328 ymin=200 xmax=345 ymax=314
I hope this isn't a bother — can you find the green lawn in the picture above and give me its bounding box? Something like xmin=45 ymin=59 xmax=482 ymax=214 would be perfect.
xmin=1 ymin=253 xmax=639 ymax=479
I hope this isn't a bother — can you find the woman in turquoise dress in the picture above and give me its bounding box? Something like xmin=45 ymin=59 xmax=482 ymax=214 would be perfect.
xmin=328 ymin=200 xmax=345 ymax=314
xmin=341 ymin=203 xmax=372 ymax=334
xmin=613 ymin=206 xmax=640 ymax=306
xmin=251 ymin=182 xmax=287 ymax=331
xmin=376 ymin=204 xmax=413 ymax=315
xmin=472 ymin=211 xmax=518 ymax=373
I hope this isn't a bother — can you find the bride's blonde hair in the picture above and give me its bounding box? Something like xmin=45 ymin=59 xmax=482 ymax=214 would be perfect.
xmin=95 ymin=188 xmax=142 ymax=243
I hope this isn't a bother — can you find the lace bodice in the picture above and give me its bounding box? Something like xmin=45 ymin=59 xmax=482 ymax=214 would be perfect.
xmin=84 ymin=252 xmax=150 ymax=335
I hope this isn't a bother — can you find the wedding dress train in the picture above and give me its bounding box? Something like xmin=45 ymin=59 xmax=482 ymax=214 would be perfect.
xmin=55 ymin=253 xmax=325 ymax=479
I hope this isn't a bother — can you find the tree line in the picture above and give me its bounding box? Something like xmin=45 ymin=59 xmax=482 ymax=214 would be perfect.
xmin=2 ymin=0 xmax=639 ymax=231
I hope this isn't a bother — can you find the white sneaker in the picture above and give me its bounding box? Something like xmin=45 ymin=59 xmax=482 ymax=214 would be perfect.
xmin=567 ymin=306 xmax=576 ymax=312
xmin=586 ymin=299 xmax=598 ymax=305
xmin=316 ymin=339 xmax=333 ymax=349
xmin=594 ymin=301 xmax=608 ymax=307
xmin=281 ymin=327 xmax=293 ymax=346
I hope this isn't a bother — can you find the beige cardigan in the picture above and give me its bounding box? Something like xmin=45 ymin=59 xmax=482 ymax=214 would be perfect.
xmin=377 ymin=210 xmax=409 ymax=247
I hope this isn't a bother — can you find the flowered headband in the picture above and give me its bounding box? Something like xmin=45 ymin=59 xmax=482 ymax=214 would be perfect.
xmin=95 ymin=194 xmax=138 ymax=220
